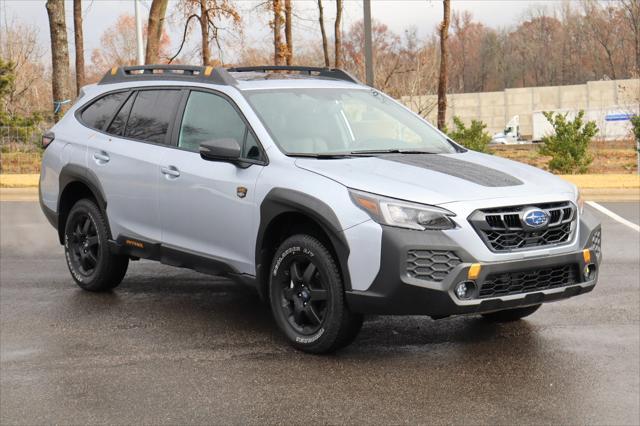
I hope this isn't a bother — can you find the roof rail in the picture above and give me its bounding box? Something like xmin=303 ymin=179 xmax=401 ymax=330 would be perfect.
xmin=227 ymin=66 xmax=360 ymax=84
xmin=98 ymin=64 xmax=235 ymax=86
xmin=98 ymin=64 xmax=360 ymax=86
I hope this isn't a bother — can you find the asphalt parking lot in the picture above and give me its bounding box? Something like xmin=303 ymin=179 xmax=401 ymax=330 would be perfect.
xmin=1 ymin=200 xmax=638 ymax=425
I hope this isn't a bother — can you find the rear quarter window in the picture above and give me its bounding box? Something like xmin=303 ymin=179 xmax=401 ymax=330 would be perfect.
xmin=80 ymin=91 xmax=129 ymax=130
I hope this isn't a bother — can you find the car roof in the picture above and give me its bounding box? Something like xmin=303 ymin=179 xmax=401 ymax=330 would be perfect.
xmin=97 ymin=65 xmax=365 ymax=92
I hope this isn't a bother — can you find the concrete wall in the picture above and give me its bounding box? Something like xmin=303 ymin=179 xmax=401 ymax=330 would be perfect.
xmin=401 ymin=78 xmax=640 ymax=139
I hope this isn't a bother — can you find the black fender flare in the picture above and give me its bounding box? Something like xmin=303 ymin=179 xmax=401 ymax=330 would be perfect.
xmin=57 ymin=164 xmax=109 ymax=243
xmin=256 ymin=188 xmax=352 ymax=298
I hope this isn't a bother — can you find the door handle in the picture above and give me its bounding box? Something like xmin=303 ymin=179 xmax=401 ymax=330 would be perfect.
xmin=161 ymin=166 xmax=180 ymax=178
xmin=93 ymin=151 xmax=110 ymax=164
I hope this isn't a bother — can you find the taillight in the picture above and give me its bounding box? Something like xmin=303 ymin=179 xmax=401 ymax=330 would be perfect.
xmin=42 ymin=131 xmax=55 ymax=149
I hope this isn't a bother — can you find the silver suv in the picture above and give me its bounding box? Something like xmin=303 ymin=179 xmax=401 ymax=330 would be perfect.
xmin=39 ymin=65 xmax=602 ymax=353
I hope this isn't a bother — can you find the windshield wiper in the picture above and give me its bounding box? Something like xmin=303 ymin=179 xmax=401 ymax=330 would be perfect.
xmin=286 ymin=152 xmax=353 ymax=159
xmin=350 ymin=149 xmax=439 ymax=155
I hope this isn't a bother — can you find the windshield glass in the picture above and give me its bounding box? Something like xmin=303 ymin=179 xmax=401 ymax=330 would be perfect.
xmin=243 ymin=88 xmax=457 ymax=155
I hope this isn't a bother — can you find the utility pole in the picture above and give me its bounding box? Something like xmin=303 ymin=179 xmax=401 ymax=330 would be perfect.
xmin=363 ymin=0 xmax=373 ymax=86
xmin=134 ymin=0 xmax=144 ymax=65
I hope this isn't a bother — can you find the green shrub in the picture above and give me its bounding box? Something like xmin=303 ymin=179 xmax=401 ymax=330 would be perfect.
xmin=445 ymin=116 xmax=491 ymax=153
xmin=631 ymin=115 xmax=640 ymax=143
xmin=539 ymin=110 xmax=598 ymax=174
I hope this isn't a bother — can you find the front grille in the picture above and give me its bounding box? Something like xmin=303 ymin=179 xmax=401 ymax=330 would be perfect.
xmin=590 ymin=229 xmax=602 ymax=259
xmin=479 ymin=264 xmax=580 ymax=298
xmin=406 ymin=250 xmax=462 ymax=282
xmin=468 ymin=202 xmax=576 ymax=252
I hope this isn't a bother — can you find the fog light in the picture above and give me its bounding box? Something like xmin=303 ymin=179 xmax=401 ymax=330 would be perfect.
xmin=454 ymin=281 xmax=476 ymax=300
xmin=583 ymin=263 xmax=596 ymax=280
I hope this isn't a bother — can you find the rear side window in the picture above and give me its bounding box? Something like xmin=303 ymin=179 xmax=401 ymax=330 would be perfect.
xmin=81 ymin=92 xmax=128 ymax=130
xmin=125 ymin=90 xmax=181 ymax=144
xmin=106 ymin=92 xmax=135 ymax=136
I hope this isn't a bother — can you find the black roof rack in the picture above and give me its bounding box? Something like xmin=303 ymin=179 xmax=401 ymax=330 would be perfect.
xmin=99 ymin=64 xmax=360 ymax=86
xmin=227 ymin=66 xmax=360 ymax=84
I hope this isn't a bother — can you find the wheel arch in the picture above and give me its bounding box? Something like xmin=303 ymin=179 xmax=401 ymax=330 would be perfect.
xmin=256 ymin=188 xmax=351 ymax=301
xmin=57 ymin=165 xmax=108 ymax=244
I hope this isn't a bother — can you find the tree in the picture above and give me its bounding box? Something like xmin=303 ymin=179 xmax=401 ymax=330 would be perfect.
xmin=317 ymin=0 xmax=330 ymax=67
xmin=539 ymin=111 xmax=598 ymax=174
xmin=437 ymin=0 xmax=450 ymax=130
xmin=272 ymin=0 xmax=285 ymax=65
xmin=0 ymin=19 xmax=50 ymax=118
xmin=620 ymin=0 xmax=640 ymax=76
xmin=46 ymin=0 xmax=71 ymax=122
xmin=285 ymin=0 xmax=293 ymax=65
xmin=73 ymin=0 xmax=85 ymax=95
xmin=91 ymin=15 xmax=170 ymax=75
xmin=334 ymin=0 xmax=342 ymax=68
xmin=145 ymin=0 xmax=169 ymax=64
xmin=171 ymin=0 xmax=241 ymax=65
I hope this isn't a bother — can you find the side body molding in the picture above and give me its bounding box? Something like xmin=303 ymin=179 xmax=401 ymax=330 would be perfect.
xmin=255 ymin=188 xmax=352 ymax=299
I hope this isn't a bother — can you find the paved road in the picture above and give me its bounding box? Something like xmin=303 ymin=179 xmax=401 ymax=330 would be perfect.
xmin=1 ymin=201 xmax=638 ymax=425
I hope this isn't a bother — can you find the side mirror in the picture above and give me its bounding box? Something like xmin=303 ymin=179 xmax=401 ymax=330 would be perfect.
xmin=199 ymin=138 xmax=241 ymax=163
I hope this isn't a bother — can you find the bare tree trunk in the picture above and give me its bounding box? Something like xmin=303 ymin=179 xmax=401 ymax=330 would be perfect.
xmin=317 ymin=0 xmax=330 ymax=67
xmin=273 ymin=0 xmax=284 ymax=65
xmin=200 ymin=0 xmax=210 ymax=65
xmin=46 ymin=0 xmax=71 ymax=122
xmin=73 ymin=0 xmax=84 ymax=96
xmin=145 ymin=0 xmax=169 ymax=64
xmin=334 ymin=0 xmax=342 ymax=68
xmin=285 ymin=0 xmax=293 ymax=65
xmin=437 ymin=0 xmax=450 ymax=130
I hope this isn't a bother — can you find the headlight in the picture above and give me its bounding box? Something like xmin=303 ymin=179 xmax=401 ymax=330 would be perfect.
xmin=577 ymin=190 xmax=585 ymax=214
xmin=349 ymin=189 xmax=456 ymax=230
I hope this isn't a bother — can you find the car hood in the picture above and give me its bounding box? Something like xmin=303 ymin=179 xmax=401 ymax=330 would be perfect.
xmin=295 ymin=151 xmax=576 ymax=205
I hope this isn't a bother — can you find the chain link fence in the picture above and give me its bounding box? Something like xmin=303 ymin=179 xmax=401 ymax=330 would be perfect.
xmin=0 ymin=125 xmax=49 ymax=174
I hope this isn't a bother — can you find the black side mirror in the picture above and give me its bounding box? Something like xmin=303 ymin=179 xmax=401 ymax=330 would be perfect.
xmin=199 ymin=138 xmax=241 ymax=163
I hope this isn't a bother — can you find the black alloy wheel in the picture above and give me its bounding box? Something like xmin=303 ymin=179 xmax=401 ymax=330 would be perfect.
xmin=67 ymin=212 xmax=101 ymax=277
xmin=277 ymin=256 xmax=329 ymax=335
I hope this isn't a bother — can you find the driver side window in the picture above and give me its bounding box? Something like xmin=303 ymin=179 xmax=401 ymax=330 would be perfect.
xmin=178 ymin=91 xmax=263 ymax=160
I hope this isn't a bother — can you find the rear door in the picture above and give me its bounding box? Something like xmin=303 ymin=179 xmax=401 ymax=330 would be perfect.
xmin=85 ymin=88 xmax=183 ymax=242
xmin=158 ymin=89 xmax=266 ymax=275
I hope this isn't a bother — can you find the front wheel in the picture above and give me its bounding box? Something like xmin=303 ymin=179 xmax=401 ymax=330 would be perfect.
xmin=64 ymin=198 xmax=129 ymax=292
xmin=481 ymin=304 xmax=541 ymax=322
xmin=269 ymin=234 xmax=363 ymax=354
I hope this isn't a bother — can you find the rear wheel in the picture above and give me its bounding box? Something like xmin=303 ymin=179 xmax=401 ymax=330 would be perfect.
xmin=64 ymin=199 xmax=128 ymax=292
xmin=269 ymin=234 xmax=363 ymax=354
xmin=481 ymin=304 xmax=541 ymax=322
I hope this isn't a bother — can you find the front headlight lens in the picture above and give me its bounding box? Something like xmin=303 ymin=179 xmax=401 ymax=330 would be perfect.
xmin=349 ymin=189 xmax=456 ymax=230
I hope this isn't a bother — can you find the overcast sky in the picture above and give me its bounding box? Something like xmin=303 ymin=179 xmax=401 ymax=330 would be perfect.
xmin=2 ymin=0 xmax=553 ymax=65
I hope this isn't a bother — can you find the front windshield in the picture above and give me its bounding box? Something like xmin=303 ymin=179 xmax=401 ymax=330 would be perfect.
xmin=243 ymin=88 xmax=457 ymax=155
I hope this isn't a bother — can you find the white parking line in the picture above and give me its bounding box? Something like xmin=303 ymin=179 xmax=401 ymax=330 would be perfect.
xmin=586 ymin=201 xmax=640 ymax=232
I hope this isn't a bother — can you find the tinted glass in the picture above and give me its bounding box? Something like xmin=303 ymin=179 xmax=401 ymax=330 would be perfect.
xmin=244 ymin=88 xmax=456 ymax=155
xmin=125 ymin=90 xmax=181 ymax=144
xmin=106 ymin=92 xmax=134 ymax=136
xmin=81 ymin=92 xmax=128 ymax=130
xmin=178 ymin=91 xmax=250 ymax=155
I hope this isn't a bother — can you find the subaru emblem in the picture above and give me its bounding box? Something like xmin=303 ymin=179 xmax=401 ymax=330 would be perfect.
xmin=523 ymin=208 xmax=549 ymax=228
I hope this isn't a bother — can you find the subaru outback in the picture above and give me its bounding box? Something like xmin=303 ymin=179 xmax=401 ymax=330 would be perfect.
xmin=39 ymin=65 xmax=602 ymax=353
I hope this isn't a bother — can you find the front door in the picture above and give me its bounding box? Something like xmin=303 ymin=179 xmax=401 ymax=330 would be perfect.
xmin=158 ymin=90 xmax=266 ymax=275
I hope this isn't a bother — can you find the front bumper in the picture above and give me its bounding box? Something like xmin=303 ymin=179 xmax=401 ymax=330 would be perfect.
xmin=346 ymin=212 xmax=602 ymax=317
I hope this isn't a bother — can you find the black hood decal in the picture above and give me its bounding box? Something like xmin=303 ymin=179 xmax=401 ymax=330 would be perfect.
xmin=382 ymin=154 xmax=523 ymax=187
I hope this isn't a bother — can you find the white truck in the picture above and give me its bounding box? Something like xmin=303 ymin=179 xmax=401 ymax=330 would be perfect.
xmin=491 ymin=115 xmax=524 ymax=144
xmin=532 ymin=106 xmax=639 ymax=142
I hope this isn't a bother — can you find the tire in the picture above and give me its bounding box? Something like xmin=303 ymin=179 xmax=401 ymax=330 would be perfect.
xmin=481 ymin=304 xmax=541 ymax=322
xmin=268 ymin=234 xmax=363 ymax=354
xmin=63 ymin=198 xmax=129 ymax=292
